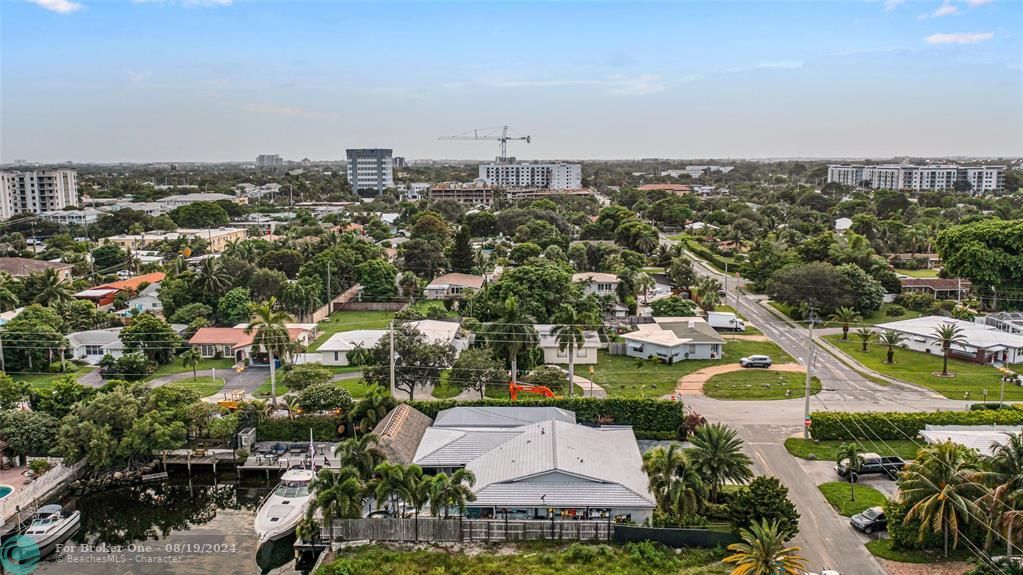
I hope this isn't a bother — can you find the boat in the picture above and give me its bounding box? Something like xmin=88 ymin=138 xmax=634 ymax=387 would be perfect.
xmin=19 ymin=504 xmax=81 ymax=550
xmin=254 ymin=469 xmax=316 ymax=543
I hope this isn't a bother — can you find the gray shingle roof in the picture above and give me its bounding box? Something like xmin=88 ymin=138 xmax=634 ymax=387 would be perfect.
xmin=414 ymin=428 xmax=524 ymax=467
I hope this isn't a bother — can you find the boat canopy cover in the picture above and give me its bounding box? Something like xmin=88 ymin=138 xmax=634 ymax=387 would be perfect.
xmin=36 ymin=505 xmax=62 ymax=515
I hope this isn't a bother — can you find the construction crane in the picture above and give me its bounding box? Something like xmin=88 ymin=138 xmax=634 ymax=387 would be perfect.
xmin=439 ymin=125 xmax=530 ymax=164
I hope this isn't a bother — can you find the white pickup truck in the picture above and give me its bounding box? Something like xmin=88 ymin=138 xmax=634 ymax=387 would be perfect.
xmin=706 ymin=311 xmax=746 ymax=332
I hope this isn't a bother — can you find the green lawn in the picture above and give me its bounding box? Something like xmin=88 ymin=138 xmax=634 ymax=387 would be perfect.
xmin=255 ymin=377 xmax=378 ymax=399
xmin=165 ymin=376 xmax=226 ymax=397
xmin=824 ymin=334 xmax=1015 ymax=400
xmin=150 ymin=358 xmax=235 ymax=378
xmin=865 ymin=539 xmax=973 ymax=563
xmin=785 ymin=438 xmax=922 ymax=461
xmin=315 ymin=543 xmax=729 ymax=575
xmin=310 ymin=310 xmax=397 ymax=351
xmin=857 ymin=304 xmax=924 ymax=325
xmin=431 ymin=370 xmax=461 ymax=399
xmin=593 ymin=340 xmax=795 ymax=399
xmin=894 ymin=268 xmax=940 ymax=278
xmin=13 ymin=365 xmax=95 ymax=390
xmin=703 ymin=371 xmax=820 ymax=400
xmin=818 ymin=481 xmax=888 ymax=517
xmin=414 ymin=300 xmax=459 ymax=319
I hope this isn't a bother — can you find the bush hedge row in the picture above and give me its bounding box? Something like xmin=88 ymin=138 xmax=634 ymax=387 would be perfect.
xmin=810 ymin=410 xmax=1023 ymax=441
xmin=256 ymin=415 xmax=344 ymax=441
xmin=407 ymin=398 xmax=683 ymax=434
xmin=685 ymin=242 xmax=733 ymax=273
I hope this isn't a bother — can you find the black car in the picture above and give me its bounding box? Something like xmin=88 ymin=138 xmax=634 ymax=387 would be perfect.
xmin=835 ymin=452 xmax=906 ymax=481
xmin=850 ymin=506 xmax=887 ymax=534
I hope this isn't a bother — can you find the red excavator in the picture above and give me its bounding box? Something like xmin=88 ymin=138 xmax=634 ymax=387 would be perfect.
xmin=508 ymin=380 xmax=556 ymax=401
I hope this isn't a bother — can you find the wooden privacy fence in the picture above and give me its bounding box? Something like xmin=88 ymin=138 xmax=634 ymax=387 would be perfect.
xmin=322 ymin=518 xmax=613 ymax=544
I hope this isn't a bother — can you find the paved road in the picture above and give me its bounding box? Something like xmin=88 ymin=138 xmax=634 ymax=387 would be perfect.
xmin=661 ymin=235 xmax=963 ymax=574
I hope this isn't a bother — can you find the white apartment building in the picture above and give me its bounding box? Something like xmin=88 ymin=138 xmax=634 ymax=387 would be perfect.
xmin=39 ymin=207 xmax=102 ymax=225
xmin=0 ymin=169 xmax=80 ymax=218
xmin=827 ymin=164 xmax=1005 ymax=193
xmin=478 ymin=162 xmax=582 ymax=190
xmin=346 ymin=148 xmax=394 ymax=193
xmin=256 ymin=154 xmax=283 ymax=167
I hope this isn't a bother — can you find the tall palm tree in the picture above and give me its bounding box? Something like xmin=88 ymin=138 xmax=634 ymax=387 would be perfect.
xmin=837 ymin=443 xmax=862 ymax=502
xmin=976 ymin=433 xmax=1023 ymax=553
xmin=634 ymin=272 xmax=655 ymax=304
xmin=429 ymin=469 xmax=476 ymax=519
xmin=194 ymin=257 xmax=232 ymax=300
xmin=245 ymin=297 xmax=293 ymax=408
xmin=33 ymin=268 xmax=73 ymax=306
xmin=180 ymin=347 xmax=201 ymax=379
xmin=900 ymin=440 xmax=985 ymax=557
xmin=855 ymin=328 xmax=874 ymax=353
xmin=310 ymin=467 xmax=367 ymax=543
xmin=334 ymin=434 xmax=383 ymax=481
xmin=932 ymin=322 xmax=968 ymax=376
xmin=401 ymin=464 xmax=431 ymax=539
xmin=550 ymin=304 xmax=592 ymax=398
xmin=281 ymin=280 xmax=322 ymax=322
xmin=0 ymin=272 xmax=19 ymax=312
xmin=688 ymin=423 xmax=754 ymax=503
xmin=635 ymin=228 xmax=659 ymax=256
xmin=723 ymin=519 xmax=807 ymax=575
xmin=829 ymin=306 xmax=862 ymax=340
xmin=694 ymin=276 xmax=722 ymax=313
xmin=878 ymin=330 xmax=905 ymax=364
xmin=642 ymin=444 xmax=706 ymax=521
xmin=371 ymin=461 xmax=408 ymax=514
xmin=480 ymin=296 xmax=537 ymax=385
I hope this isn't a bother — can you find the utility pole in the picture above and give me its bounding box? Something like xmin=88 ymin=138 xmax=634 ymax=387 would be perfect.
xmin=803 ymin=307 xmax=817 ymax=440
xmin=724 ymin=261 xmax=728 ymax=306
xmin=326 ymin=262 xmax=332 ymax=303
xmin=0 ymin=331 xmax=5 ymax=374
xmin=389 ymin=320 xmax=396 ymax=398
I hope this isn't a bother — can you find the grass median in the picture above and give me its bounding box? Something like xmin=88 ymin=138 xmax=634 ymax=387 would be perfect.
xmin=818 ymin=481 xmax=888 ymax=516
xmin=703 ymin=371 xmax=819 ymax=400
xmin=785 ymin=438 xmax=921 ymax=461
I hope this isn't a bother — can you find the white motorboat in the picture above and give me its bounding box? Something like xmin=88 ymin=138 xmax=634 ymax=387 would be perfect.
xmin=20 ymin=504 xmax=81 ymax=550
xmin=254 ymin=469 xmax=316 ymax=542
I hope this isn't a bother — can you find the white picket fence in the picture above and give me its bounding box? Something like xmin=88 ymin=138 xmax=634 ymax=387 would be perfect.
xmin=0 ymin=460 xmax=84 ymax=527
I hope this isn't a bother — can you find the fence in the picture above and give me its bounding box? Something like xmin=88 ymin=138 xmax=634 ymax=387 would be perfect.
xmin=613 ymin=525 xmax=738 ymax=548
xmin=341 ymin=301 xmax=407 ymax=312
xmin=307 ymin=285 xmax=362 ymax=323
xmin=608 ymin=342 xmax=627 ymax=356
xmin=322 ymin=518 xmax=613 ymax=544
xmin=0 ymin=460 xmax=85 ymax=527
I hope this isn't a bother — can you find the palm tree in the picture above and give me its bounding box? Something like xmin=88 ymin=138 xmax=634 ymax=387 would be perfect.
xmin=245 ymin=297 xmax=293 ymax=408
xmin=635 ymin=228 xmax=659 ymax=256
xmin=281 ymin=281 xmax=322 ymax=322
xmin=878 ymin=330 xmax=905 ymax=364
xmin=723 ymin=519 xmax=807 ymax=575
xmin=372 ymin=461 xmax=408 ymax=515
xmin=180 ymin=347 xmax=201 ymax=379
xmin=642 ymin=444 xmax=706 ymax=521
xmin=829 ymin=306 xmax=862 ymax=340
xmin=401 ymin=464 xmax=431 ymax=539
xmin=348 ymin=387 xmax=396 ymax=435
xmin=855 ymin=328 xmax=874 ymax=353
xmin=932 ymin=322 xmax=968 ymax=376
xmin=280 ymin=395 xmax=300 ymax=420
xmin=689 ymin=423 xmax=753 ymax=503
xmin=0 ymin=272 xmax=19 ymax=312
xmin=550 ymin=304 xmax=592 ymax=398
xmin=33 ymin=268 xmax=73 ymax=306
xmin=399 ymin=272 xmax=420 ymax=303
xmin=900 ymin=440 xmax=984 ymax=557
xmin=480 ymin=296 xmax=537 ymax=385
xmin=694 ymin=276 xmax=721 ymax=313
xmin=837 ymin=443 xmax=862 ymax=502
xmin=429 ymin=469 xmax=476 ymax=519
xmin=194 ymin=257 xmax=232 ymax=299
xmin=310 ymin=467 xmax=367 ymax=543
xmin=334 ymin=434 xmax=383 ymax=481
xmin=976 ymin=433 xmax=1023 ymax=553
xmin=635 ymin=272 xmax=655 ymax=305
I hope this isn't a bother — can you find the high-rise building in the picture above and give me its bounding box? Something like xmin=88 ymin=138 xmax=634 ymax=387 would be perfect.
xmin=478 ymin=162 xmax=582 ymax=190
xmin=256 ymin=154 xmax=283 ymax=168
xmin=392 ymin=156 xmax=407 ymax=170
xmin=827 ymin=164 xmax=1005 ymax=193
xmin=0 ymin=169 xmax=80 ymax=219
xmin=346 ymin=149 xmax=394 ymax=193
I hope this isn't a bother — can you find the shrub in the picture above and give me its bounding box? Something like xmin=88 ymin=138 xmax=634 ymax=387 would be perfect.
xmin=28 ymin=459 xmax=52 ymax=476
xmin=969 ymin=403 xmax=1018 ymax=411
xmin=895 ymin=292 xmax=935 ymax=312
xmin=727 ymin=476 xmax=800 ymax=537
xmin=885 ymin=305 xmax=907 ymax=317
xmin=256 ymin=415 xmax=343 ymax=441
xmin=407 ymin=398 xmax=683 ymax=434
xmin=297 ymin=382 xmax=354 ymax=414
xmin=810 ymin=410 xmax=1023 ymax=441
xmin=48 ymin=361 xmax=66 ymax=374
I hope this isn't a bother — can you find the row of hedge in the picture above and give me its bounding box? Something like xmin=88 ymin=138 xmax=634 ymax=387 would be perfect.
xmin=810 ymin=410 xmax=1023 ymax=441
xmin=256 ymin=415 xmax=345 ymax=442
xmin=685 ymin=241 xmax=735 ymax=273
xmin=408 ymin=398 xmax=683 ymax=434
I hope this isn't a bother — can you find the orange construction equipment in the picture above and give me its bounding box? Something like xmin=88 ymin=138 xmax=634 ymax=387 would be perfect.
xmin=508 ymin=380 xmax=556 ymax=401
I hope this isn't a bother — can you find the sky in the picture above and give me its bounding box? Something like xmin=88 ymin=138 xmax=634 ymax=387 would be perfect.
xmin=1 ymin=0 xmax=1021 ymax=163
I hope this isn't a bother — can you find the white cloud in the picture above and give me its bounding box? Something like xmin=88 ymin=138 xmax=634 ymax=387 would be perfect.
xmin=241 ymin=104 xmax=338 ymax=120
xmin=884 ymin=0 xmax=905 ymax=11
xmin=925 ymin=32 xmax=995 ymax=44
xmin=757 ymin=60 xmax=805 ymax=69
xmin=931 ymin=1 xmax=960 ymax=17
xmin=133 ymin=0 xmax=232 ymax=6
xmin=966 ymin=0 xmax=994 ymax=6
xmin=27 ymin=0 xmax=82 ymax=14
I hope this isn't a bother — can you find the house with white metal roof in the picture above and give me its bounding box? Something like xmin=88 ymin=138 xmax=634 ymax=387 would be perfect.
xmin=314 ymin=320 xmax=464 ymax=366
xmin=67 ymin=327 xmax=124 ymax=364
xmin=920 ymin=425 xmax=1022 ymax=457
xmin=432 ymin=406 xmax=576 ymax=428
xmin=876 ymin=316 xmax=1023 ymax=365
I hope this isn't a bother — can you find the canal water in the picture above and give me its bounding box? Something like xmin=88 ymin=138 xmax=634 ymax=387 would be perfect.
xmin=30 ymin=470 xmax=306 ymax=575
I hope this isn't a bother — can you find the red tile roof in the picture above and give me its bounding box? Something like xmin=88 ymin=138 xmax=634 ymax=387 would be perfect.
xmin=189 ymin=327 xmax=308 ymax=349
xmin=94 ymin=272 xmax=166 ymax=292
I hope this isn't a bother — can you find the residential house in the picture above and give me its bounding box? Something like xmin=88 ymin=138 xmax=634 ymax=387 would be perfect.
xmin=636 ymin=183 xmax=690 ymax=195
xmin=920 ymin=425 xmax=1023 ymax=457
xmin=104 ymin=227 xmax=247 ymax=253
xmin=73 ymin=272 xmax=166 ymax=308
xmin=889 ymin=253 xmax=942 ymax=270
xmin=535 ymin=324 xmax=601 ymax=365
xmin=572 ymin=272 xmax=619 ymax=298
xmin=620 ymin=317 xmax=725 ymax=362
xmin=67 ymin=328 xmax=124 ymax=364
xmin=0 ymin=257 xmax=74 ymax=282
xmin=875 ymin=316 xmax=1023 ymax=365
xmin=371 ymin=405 xmax=434 ymax=465
xmin=188 ymin=325 xmax=314 ymax=363
xmin=424 ymin=273 xmax=485 ymax=300
xmin=983 ymin=312 xmax=1023 ymax=336
xmin=315 ymin=320 xmax=463 ymax=366
xmin=123 ymin=282 xmax=162 ymax=316
xmin=900 ymin=278 xmax=972 ymax=300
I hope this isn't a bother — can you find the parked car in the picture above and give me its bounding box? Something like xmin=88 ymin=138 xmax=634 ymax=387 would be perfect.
xmin=850 ymin=506 xmax=887 ymax=534
xmin=835 ymin=452 xmax=906 ymax=481
xmin=739 ymin=355 xmax=772 ymax=368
